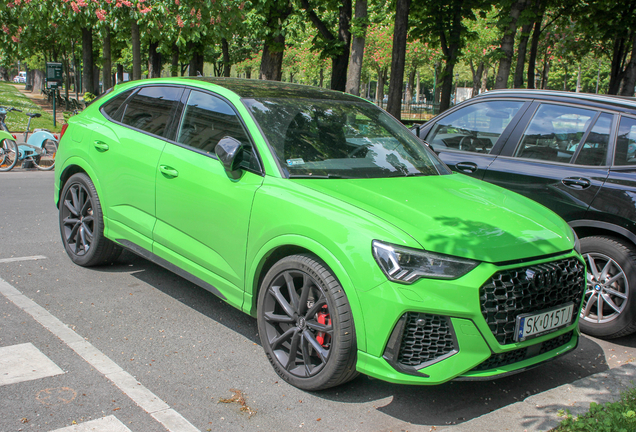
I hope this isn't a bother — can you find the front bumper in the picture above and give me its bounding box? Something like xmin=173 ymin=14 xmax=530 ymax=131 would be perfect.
xmin=354 ymin=251 xmax=584 ymax=385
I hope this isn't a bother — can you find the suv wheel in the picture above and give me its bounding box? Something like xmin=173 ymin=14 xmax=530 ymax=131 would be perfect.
xmin=257 ymin=254 xmax=358 ymax=391
xmin=579 ymin=236 xmax=636 ymax=338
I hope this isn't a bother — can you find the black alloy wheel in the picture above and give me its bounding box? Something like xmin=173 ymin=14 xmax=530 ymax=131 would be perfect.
xmin=257 ymin=254 xmax=358 ymax=391
xmin=59 ymin=173 xmax=122 ymax=266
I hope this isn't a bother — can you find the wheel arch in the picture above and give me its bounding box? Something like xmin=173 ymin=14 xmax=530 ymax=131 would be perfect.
xmin=570 ymin=220 xmax=636 ymax=249
xmin=56 ymin=158 xmax=102 ymax=209
xmin=244 ymin=234 xmax=367 ymax=351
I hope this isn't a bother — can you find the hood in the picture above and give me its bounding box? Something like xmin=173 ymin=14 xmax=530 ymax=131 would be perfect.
xmin=293 ymin=173 xmax=574 ymax=263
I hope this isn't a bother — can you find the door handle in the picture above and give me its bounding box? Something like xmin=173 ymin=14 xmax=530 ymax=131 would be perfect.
xmin=159 ymin=165 xmax=179 ymax=178
xmin=562 ymin=177 xmax=591 ymax=189
xmin=93 ymin=141 xmax=109 ymax=151
xmin=455 ymin=162 xmax=478 ymax=174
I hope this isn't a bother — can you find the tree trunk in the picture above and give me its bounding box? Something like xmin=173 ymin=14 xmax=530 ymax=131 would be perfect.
xmin=81 ymin=27 xmax=94 ymax=95
xmin=148 ymin=41 xmax=162 ymax=78
xmin=260 ymin=33 xmax=285 ymax=81
xmin=415 ymin=70 xmax=421 ymax=103
xmin=495 ymin=0 xmax=529 ymax=89
xmin=221 ymin=38 xmax=231 ymax=77
xmin=619 ymin=35 xmax=636 ymax=96
xmin=117 ymin=64 xmax=124 ymax=84
xmin=470 ymin=60 xmax=484 ymax=97
xmin=406 ymin=68 xmax=416 ymax=108
xmin=527 ymin=10 xmax=543 ymax=89
xmin=102 ymin=26 xmax=112 ymax=91
xmin=319 ymin=68 xmax=324 ymax=87
xmin=608 ymin=37 xmax=628 ymax=94
xmin=576 ymin=65 xmax=582 ymax=92
xmin=245 ymin=67 xmax=251 ymax=79
xmin=386 ymin=0 xmax=410 ymax=120
xmin=187 ymin=42 xmax=204 ymax=77
xmin=345 ymin=0 xmax=367 ymax=95
xmin=171 ymin=43 xmax=179 ymax=77
xmin=131 ymin=21 xmax=141 ymax=80
xmin=513 ymin=22 xmax=533 ymax=88
xmin=541 ymin=59 xmax=550 ymax=89
xmin=375 ymin=67 xmax=386 ymax=106
xmin=481 ymin=66 xmax=488 ymax=93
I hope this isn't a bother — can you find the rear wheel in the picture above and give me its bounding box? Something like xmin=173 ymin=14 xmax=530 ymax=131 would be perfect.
xmin=579 ymin=236 xmax=636 ymax=338
xmin=257 ymin=254 xmax=358 ymax=391
xmin=30 ymin=139 xmax=57 ymax=170
xmin=0 ymin=139 xmax=18 ymax=172
xmin=59 ymin=173 xmax=122 ymax=266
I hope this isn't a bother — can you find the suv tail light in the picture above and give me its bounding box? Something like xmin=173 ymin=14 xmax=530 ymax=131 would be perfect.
xmin=59 ymin=124 xmax=69 ymax=140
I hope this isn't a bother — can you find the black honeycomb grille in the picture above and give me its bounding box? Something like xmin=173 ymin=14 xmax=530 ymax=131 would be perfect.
xmin=472 ymin=331 xmax=574 ymax=371
xmin=397 ymin=313 xmax=456 ymax=367
xmin=480 ymin=257 xmax=584 ymax=345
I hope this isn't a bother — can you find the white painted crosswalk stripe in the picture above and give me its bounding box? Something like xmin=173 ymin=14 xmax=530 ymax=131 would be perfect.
xmin=0 ymin=277 xmax=201 ymax=432
xmin=0 ymin=342 xmax=64 ymax=386
xmin=50 ymin=415 xmax=132 ymax=432
xmin=0 ymin=255 xmax=47 ymax=263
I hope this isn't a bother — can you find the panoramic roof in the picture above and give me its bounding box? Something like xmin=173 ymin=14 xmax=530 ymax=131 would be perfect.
xmin=183 ymin=77 xmax=362 ymax=101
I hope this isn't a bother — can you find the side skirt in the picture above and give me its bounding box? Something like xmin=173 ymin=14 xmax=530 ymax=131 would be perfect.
xmin=116 ymin=239 xmax=227 ymax=301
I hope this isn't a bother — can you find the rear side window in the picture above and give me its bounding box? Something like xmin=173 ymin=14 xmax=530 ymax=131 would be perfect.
xmin=101 ymin=89 xmax=133 ymax=122
xmin=121 ymin=86 xmax=183 ymax=138
xmin=573 ymin=113 xmax=612 ymax=166
xmin=426 ymin=100 xmax=523 ymax=154
xmin=515 ymin=104 xmax=595 ymax=163
xmin=615 ymin=116 xmax=636 ymax=166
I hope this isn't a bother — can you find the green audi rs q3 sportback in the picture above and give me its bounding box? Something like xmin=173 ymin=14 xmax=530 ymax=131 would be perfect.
xmin=55 ymin=78 xmax=585 ymax=391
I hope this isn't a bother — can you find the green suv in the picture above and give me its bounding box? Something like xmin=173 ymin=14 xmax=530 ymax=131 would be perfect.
xmin=55 ymin=78 xmax=585 ymax=391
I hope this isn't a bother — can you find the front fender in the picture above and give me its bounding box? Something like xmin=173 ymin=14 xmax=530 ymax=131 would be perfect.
xmin=244 ymin=234 xmax=367 ymax=352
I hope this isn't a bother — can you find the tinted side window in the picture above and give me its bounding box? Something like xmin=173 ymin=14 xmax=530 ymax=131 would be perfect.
xmin=426 ymin=100 xmax=523 ymax=154
xmin=573 ymin=113 xmax=612 ymax=166
xmin=176 ymin=90 xmax=250 ymax=154
xmin=514 ymin=104 xmax=595 ymax=163
xmin=121 ymin=86 xmax=183 ymax=138
xmin=615 ymin=116 xmax=636 ymax=166
xmin=101 ymin=89 xmax=133 ymax=122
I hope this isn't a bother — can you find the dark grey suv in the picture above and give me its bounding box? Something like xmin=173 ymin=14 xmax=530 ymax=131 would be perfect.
xmin=413 ymin=89 xmax=636 ymax=339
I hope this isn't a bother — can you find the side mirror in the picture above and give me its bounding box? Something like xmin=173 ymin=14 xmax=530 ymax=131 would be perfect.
xmin=215 ymin=136 xmax=245 ymax=173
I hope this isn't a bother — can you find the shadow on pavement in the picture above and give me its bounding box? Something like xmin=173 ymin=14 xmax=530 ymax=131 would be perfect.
xmin=95 ymin=250 xmax=611 ymax=427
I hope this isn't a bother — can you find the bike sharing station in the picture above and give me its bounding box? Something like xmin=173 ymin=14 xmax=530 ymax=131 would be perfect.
xmin=46 ymin=62 xmax=63 ymax=127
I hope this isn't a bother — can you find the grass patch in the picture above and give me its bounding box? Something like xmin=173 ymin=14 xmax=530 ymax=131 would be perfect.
xmin=0 ymin=81 xmax=61 ymax=132
xmin=554 ymin=385 xmax=636 ymax=431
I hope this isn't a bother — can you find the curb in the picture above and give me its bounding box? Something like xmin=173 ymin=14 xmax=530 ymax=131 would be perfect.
xmin=448 ymin=363 xmax=636 ymax=431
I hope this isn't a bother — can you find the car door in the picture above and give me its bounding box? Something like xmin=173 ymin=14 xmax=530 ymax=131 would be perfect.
xmin=483 ymin=102 xmax=612 ymax=222
xmin=422 ymin=99 xmax=529 ymax=179
xmin=586 ymin=115 xmax=636 ymax=233
xmin=89 ymin=85 xmax=184 ymax=251
xmin=153 ymin=89 xmax=264 ymax=308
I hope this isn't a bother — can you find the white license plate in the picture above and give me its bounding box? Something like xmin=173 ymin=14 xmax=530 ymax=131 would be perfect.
xmin=515 ymin=303 xmax=574 ymax=342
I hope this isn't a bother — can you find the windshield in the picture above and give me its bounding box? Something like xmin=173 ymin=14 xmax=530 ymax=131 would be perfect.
xmin=243 ymin=97 xmax=449 ymax=179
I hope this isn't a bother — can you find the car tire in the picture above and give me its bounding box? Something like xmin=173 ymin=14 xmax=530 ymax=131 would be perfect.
xmin=59 ymin=173 xmax=122 ymax=267
xmin=257 ymin=254 xmax=358 ymax=391
xmin=579 ymin=236 xmax=636 ymax=338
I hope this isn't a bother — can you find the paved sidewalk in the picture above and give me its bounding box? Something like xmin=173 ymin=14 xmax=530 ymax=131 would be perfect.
xmin=16 ymin=85 xmax=67 ymax=125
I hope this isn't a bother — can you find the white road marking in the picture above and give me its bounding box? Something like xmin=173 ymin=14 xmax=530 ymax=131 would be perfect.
xmin=0 ymin=277 xmax=200 ymax=432
xmin=0 ymin=255 xmax=47 ymax=263
xmin=50 ymin=415 xmax=132 ymax=432
xmin=0 ymin=342 xmax=64 ymax=386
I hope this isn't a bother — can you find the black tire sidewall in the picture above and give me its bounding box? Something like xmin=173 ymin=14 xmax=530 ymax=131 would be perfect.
xmin=59 ymin=173 xmax=107 ymax=267
xmin=257 ymin=254 xmax=355 ymax=391
xmin=579 ymin=236 xmax=636 ymax=338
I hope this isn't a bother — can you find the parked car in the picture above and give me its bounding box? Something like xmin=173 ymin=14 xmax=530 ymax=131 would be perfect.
xmin=55 ymin=78 xmax=584 ymax=390
xmin=412 ymin=89 xmax=636 ymax=339
xmin=13 ymin=71 xmax=26 ymax=83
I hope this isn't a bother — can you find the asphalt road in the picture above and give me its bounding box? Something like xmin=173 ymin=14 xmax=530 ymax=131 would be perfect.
xmin=2 ymin=170 xmax=636 ymax=432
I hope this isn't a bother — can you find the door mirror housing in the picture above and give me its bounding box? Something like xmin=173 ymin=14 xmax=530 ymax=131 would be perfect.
xmin=215 ymin=136 xmax=245 ymax=174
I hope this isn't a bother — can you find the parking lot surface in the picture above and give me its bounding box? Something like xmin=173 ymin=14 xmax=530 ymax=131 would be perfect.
xmin=2 ymin=170 xmax=636 ymax=431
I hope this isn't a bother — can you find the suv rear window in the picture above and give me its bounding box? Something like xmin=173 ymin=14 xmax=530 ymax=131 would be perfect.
xmin=121 ymin=86 xmax=183 ymax=138
xmin=101 ymin=89 xmax=133 ymax=122
xmin=615 ymin=116 xmax=636 ymax=166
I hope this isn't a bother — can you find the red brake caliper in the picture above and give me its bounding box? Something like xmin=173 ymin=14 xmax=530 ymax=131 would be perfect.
xmin=315 ymin=305 xmax=331 ymax=347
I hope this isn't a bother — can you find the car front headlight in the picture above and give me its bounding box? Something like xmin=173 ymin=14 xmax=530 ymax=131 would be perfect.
xmin=372 ymin=240 xmax=479 ymax=284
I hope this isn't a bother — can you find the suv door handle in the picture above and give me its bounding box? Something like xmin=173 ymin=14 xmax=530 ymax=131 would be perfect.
xmin=455 ymin=162 xmax=478 ymax=174
xmin=93 ymin=141 xmax=109 ymax=151
xmin=562 ymin=177 xmax=591 ymax=189
xmin=159 ymin=165 xmax=179 ymax=178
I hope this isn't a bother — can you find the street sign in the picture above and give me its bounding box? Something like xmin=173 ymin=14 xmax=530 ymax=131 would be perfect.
xmin=46 ymin=62 xmax=63 ymax=82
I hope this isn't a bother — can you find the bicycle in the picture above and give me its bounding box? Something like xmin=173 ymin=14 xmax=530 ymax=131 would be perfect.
xmin=0 ymin=106 xmax=58 ymax=172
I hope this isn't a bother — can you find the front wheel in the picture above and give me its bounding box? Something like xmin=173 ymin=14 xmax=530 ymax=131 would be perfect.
xmin=59 ymin=173 xmax=122 ymax=266
xmin=257 ymin=254 xmax=358 ymax=391
xmin=30 ymin=139 xmax=57 ymax=170
xmin=0 ymin=139 xmax=18 ymax=172
xmin=579 ymin=236 xmax=636 ymax=338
